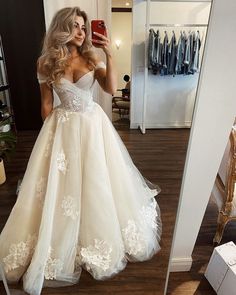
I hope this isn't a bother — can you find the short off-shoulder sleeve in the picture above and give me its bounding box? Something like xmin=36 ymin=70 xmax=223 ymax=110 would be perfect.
xmin=37 ymin=72 xmax=47 ymax=84
xmin=94 ymin=61 xmax=106 ymax=71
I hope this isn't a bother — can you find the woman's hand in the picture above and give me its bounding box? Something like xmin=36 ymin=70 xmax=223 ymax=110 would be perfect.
xmin=91 ymin=28 xmax=112 ymax=56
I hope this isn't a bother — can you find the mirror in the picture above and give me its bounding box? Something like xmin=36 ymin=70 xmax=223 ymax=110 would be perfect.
xmin=111 ymin=1 xmax=132 ymax=127
xmin=111 ymin=0 xmax=212 ymax=294
xmin=0 ymin=0 xmax=211 ymax=294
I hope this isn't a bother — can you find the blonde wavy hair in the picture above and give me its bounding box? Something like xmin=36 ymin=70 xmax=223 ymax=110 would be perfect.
xmin=38 ymin=7 xmax=96 ymax=85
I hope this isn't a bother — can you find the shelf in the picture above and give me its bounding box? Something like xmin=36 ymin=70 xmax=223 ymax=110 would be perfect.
xmin=0 ymin=84 xmax=10 ymax=92
xmin=0 ymin=34 xmax=15 ymax=133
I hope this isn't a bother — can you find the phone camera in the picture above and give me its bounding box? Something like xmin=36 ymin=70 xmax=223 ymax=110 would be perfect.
xmin=98 ymin=22 xmax=105 ymax=28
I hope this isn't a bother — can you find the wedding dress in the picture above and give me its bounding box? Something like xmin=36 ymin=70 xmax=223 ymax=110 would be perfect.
xmin=0 ymin=62 xmax=162 ymax=295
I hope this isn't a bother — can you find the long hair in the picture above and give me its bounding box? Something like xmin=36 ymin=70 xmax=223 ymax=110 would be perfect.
xmin=38 ymin=7 xmax=96 ymax=85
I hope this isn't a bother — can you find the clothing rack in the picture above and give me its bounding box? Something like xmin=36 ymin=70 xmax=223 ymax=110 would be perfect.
xmin=140 ymin=0 xmax=209 ymax=134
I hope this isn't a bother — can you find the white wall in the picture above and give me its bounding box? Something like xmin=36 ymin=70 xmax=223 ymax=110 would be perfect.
xmin=131 ymin=0 xmax=211 ymax=129
xmin=43 ymin=0 xmax=100 ymax=29
xmin=165 ymin=0 xmax=236 ymax=278
xmin=111 ymin=12 xmax=132 ymax=94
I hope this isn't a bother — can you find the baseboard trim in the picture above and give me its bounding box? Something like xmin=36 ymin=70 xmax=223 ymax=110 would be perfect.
xmin=130 ymin=122 xmax=192 ymax=129
xmin=170 ymin=257 xmax=193 ymax=272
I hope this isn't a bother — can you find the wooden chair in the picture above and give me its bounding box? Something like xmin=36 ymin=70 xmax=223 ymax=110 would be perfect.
xmin=112 ymin=89 xmax=130 ymax=117
xmin=211 ymin=126 xmax=236 ymax=245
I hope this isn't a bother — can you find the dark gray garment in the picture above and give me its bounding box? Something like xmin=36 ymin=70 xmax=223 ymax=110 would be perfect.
xmin=160 ymin=32 xmax=168 ymax=75
xmin=175 ymin=32 xmax=185 ymax=74
xmin=158 ymin=43 xmax=163 ymax=66
xmin=168 ymin=32 xmax=177 ymax=75
xmin=182 ymin=31 xmax=188 ymax=74
xmin=184 ymin=32 xmax=191 ymax=66
xmin=191 ymin=31 xmax=201 ymax=73
xmin=155 ymin=30 xmax=162 ymax=66
xmin=184 ymin=31 xmax=195 ymax=74
xmin=188 ymin=32 xmax=194 ymax=74
xmin=162 ymin=32 xmax=168 ymax=68
xmin=148 ymin=29 xmax=157 ymax=69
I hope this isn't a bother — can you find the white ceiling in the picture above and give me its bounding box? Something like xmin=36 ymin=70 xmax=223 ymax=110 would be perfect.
xmin=112 ymin=0 xmax=133 ymax=8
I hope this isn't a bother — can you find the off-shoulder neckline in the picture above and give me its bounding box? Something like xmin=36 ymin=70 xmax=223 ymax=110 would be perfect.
xmin=62 ymin=70 xmax=94 ymax=84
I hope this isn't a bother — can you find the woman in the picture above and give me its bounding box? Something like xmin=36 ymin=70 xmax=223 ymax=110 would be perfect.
xmin=122 ymin=74 xmax=131 ymax=96
xmin=0 ymin=7 xmax=162 ymax=295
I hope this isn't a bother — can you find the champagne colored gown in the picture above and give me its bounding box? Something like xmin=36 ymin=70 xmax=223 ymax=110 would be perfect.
xmin=0 ymin=62 xmax=162 ymax=295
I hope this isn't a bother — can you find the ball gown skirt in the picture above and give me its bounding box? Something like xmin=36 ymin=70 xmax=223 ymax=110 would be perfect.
xmin=0 ymin=67 xmax=162 ymax=295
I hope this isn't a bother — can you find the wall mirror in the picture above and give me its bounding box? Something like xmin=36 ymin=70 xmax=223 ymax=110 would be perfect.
xmin=111 ymin=0 xmax=212 ymax=294
xmin=0 ymin=0 xmax=211 ymax=294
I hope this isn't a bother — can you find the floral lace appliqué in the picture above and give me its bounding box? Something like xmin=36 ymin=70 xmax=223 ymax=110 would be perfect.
xmin=79 ymin=239 xmax=112 ymax=272
xmin=140 ymin=200 xmax=158 ymax=230
xmin=44 ymin=247 xmax=63 ymax=280
xmin=61 ymin=195 xmax=79 ymax=220
xmin=122 ymin=220 xmax=145 ymax=256
xmin=3 ymin=234 xmax=37 ymax=273
xmin=35 ymin=177 xmax=47 ymax=205
xmin=54 ymin=83 xmax=95 ymax=113
xmin=45 ymin=130 xmax=54 ymax=157
xmin=57 ymin=150 xmax=68 ymax=174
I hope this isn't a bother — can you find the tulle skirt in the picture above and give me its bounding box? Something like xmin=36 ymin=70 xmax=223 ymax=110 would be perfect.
xmin=0 ymin=103 xmax=162 ymax=295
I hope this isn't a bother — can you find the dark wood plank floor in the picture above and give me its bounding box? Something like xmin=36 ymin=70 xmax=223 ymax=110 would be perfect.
xmin=0 ymin=124 xmax=190 ymax=295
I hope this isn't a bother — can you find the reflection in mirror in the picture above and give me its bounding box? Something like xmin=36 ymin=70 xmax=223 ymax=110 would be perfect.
xmin=111 ymin=0 xmax=133 ymax=127
xmin=0 ymin=0 xmax=211 ymax=294
xmin=112 ymin=0 xmax=211 ymax=294
xmin=110 ymin=0 xmax=211 ymax=293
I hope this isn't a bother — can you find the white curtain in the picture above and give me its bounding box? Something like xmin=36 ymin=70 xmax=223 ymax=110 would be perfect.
xmin=43 ymin=0 xmax=112 ymax=119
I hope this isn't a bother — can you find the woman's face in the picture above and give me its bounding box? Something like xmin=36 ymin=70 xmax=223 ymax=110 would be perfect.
xmin=69 ymin=15 xmax=86 ymax=47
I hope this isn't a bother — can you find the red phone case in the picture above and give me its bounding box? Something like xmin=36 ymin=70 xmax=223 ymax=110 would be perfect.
xmin=91 ymin=20 xmax=107 ymax=45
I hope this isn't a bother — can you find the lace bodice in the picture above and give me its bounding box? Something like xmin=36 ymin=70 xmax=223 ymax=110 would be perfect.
xmin=37 ymin=62 xmax=106 ymax=112
xmin=53 ymin=77 xmax=95 ymax=112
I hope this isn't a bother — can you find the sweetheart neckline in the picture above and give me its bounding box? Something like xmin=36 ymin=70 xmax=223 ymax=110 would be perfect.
xmin=62 ymin=70 xmax=94 ymax=84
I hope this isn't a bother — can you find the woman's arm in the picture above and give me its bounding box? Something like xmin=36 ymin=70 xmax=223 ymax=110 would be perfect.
xmin=39 ymin=83 xmax=54 ymax=121
xmin=37 ymin=60 xmax=54 ymax=121
xmin=92 ymin=31 xmax=117 ymax=95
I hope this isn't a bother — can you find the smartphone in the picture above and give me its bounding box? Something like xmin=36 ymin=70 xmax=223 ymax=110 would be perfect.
xmin=91 ymin=20 xmax=107 ymax=46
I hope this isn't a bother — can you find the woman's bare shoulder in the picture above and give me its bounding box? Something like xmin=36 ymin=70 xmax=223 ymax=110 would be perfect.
xmin=92 ymin=53 xmax=102 ymax=66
